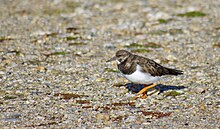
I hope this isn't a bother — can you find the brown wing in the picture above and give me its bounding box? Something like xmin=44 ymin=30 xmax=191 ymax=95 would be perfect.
xmin=135 ymin=56 xmax=171 ymax=76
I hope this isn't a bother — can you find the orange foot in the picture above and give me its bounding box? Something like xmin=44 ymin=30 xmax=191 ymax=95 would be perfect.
xmin=135 ymin=84 xmax=157 ymax=99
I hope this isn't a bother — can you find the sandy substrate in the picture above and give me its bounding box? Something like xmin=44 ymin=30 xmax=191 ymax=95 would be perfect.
xmin=0 ymin=0 xmax=219 ymax=128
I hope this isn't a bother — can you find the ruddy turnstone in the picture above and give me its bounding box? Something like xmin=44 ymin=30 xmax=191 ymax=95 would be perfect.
xmin=107 ymin=50 xmax=183 ymax=98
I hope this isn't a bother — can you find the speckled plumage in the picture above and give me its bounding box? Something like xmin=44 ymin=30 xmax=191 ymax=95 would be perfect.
xmin=116 ymin=50 xmax=183 ymax=76
xmin=107 ymin=50 xmax=183 ymax=84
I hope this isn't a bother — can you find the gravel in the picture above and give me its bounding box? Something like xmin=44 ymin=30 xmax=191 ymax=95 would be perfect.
xmin=0 ymin=0 xmax=219 ymax=128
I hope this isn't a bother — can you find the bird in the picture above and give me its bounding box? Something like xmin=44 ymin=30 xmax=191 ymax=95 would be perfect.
xmin=107 ymin=50 xmax=183 ymax=98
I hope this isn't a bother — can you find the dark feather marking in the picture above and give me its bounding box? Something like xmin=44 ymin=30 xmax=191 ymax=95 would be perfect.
xmin=118 ymin=54 xmax=137 ymax=74
xmin=118 ymin=52 xmax=183 ymax=76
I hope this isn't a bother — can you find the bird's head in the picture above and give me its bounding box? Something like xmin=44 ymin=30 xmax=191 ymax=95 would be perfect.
xmin=107 ymin=50 xmax=131 ymax=64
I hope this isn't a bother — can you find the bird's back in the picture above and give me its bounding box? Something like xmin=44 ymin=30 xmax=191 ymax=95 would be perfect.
xmin=133 ymin=54 xmax=183 ymax=76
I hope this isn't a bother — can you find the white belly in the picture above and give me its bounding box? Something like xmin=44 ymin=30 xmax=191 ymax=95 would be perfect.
xmin=122 ymin=65 xmax=161 ymax=84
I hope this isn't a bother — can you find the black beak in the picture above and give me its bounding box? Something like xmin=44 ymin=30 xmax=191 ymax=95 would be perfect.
xmin=106 ymin=56 xmax=117 ymax=62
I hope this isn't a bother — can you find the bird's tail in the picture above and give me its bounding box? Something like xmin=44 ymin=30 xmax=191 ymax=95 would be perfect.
xmin=167 ymin=68 xmax=183 ymax=75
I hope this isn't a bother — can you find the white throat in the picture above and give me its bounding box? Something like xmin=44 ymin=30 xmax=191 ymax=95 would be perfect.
xmin=116 ymin=60 xmax=121 ymax=64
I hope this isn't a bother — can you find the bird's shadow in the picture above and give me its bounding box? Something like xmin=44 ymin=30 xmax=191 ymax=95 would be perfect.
xmin=125 ymin=83 xmax=186 ymax=94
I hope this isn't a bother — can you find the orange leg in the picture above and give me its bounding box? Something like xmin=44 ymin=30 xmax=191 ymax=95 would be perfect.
xmin=140 ymin=93 xmax=147 ymax=99
xmin=135 ymin=84 xmax=157 ymax=98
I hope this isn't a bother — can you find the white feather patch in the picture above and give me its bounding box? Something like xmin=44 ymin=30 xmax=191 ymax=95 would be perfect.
xmin=123 ymin=65 xmax=161 ymax=84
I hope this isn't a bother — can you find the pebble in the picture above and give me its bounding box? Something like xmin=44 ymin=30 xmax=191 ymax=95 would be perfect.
xmin=191 ymin=86 xmax=206 ymax=94
xmin=0 ymin=0 xmax=219 ymax=128
xmin=96 ymin=113 xmax=110 ymax=122
xmin=125 ymin=116 xmax=137 ymax=122
xmin=104 ymin=43 xmax=116 ymax=49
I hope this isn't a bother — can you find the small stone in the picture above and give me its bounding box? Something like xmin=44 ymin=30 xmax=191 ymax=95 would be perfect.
xmin=190 ymin=25 xmax=202 ymax=32
xmin=196 ymin=72 xmax=204 ymax=76
xmin=125 ymin=116 xmax=137 ymax=122
xmin=36 ymin=66 xmax=45 ymax=72
xmin=96 ymin=78 xmax=104 ymax=82
xmin=166 ymin=55 xmax=177 ymax=61
xmin=96 ymin=113 xmax=110 ymax=123
xmin=104 ymin=43 xmax=116 ymax=49
xmin=4 ymin=113 xmax=21 ymax=122
xmin=191 ymin=87 xmax=206 ymax=94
